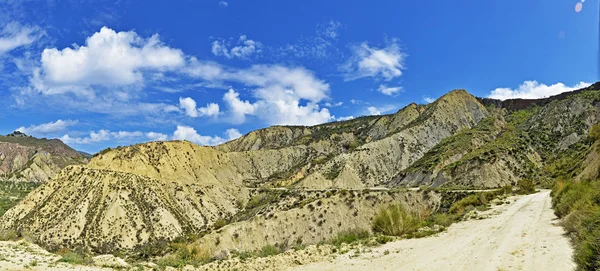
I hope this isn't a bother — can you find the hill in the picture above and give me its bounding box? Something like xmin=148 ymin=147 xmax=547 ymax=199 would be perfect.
xmin=2 ymin=83 xmax=600 ymax=259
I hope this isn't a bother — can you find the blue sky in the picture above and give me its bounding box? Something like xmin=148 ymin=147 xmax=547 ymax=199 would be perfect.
xmin=0 ymin=0 xmax=597 ymax=153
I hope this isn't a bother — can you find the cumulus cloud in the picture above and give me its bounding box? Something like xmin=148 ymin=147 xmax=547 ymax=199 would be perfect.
xmin=32 ymin=26 xmax=185 ymax=96
xmin=488 ymin=81 xmax=591 ymax=100
xmin=342 ymin=39 xmax=405 ymax=81
xmin=178 ymin=97 xmax=220 ymax=118
xmin=223 ymin=89 xmax=258 ymax=123
xmin=218 ymin=1 xmax=228 ymax=7
xmin=16 ymin=119 xmax=78 ymax=135
xmin=0 ymin=22 xmax=43 ymax=54
xmin=187 ymin=64 xmax=333 ymax=125
xmin=212 ymin=35 xmax=261 ymax=59
xmin=172 ymin=125 xmax=241 ymax=145
xmin=378 ymin=84 xmax=402 ymax=96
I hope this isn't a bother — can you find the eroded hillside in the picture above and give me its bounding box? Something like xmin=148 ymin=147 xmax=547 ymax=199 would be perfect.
xmin=0 ymin=131 xmax=88 ymax=183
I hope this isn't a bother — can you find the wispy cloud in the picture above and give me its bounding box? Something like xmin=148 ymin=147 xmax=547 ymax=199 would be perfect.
xmin=0 ymin=22 xmax=43 ymax=55
xmin=341 ymin=38 xmax=406 ymax=81
xmin=16 ymin=119 xmax=78 ymax=136
xmin=378 ymin=84 xmax=403 ymax=96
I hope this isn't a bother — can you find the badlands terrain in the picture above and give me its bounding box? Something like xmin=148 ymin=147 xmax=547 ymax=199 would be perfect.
xmin=2 ymin=83 xmax=600 ymax=270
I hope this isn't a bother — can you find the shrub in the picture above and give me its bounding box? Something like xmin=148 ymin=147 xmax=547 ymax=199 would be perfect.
xmin=58 ymin=251 xmax=91 ymax=265
xmin=372 ymin=204 xmax=421 ymax=236
xmin=517 ymin=178 xmax=536 ymax=194
xmin=258 ymin=245 xmax=280 ymax=257
xmin=449 ymin=194 xmax=482 ymax=214
xmin=330 ymin=229 xmax=370 ymax=247
xmin=213 ymin=219 xmax=228 ymax=229
xmin=157 ymin=243 xmax=212 ymax=268
xmin=425 ymin=213 xmax=458 ymax=227
xmin=0 ymin=230 xmax=19 ymax=241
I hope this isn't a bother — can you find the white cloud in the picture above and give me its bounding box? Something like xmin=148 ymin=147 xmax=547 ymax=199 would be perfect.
xmin=342 ymin=39 xmax=406 ymax=81
xmin=172 ymin=125 xmax=241 ymax=145
xmin=32 ymin=26 xmax=185 ymax=96
xmin=146 ymin=132 xmax=168 ymax=141
xmin=179 ymin=97 xmax=220 ymax=118
xmin=16 ymin=119 xmax=78 ymax=135
xmin=378 ymin=84 xmax=403 ymax=96
xmin=187 ymin=64 xmax=333 ymax=125
xmin=365 ymin=105 xmax=397 ymax=116
xmin=367 ymin=106 xmax=382 ymax=115
xmin=488 ymin=81 xmax=591 ymax=100
xmin=219 ymin=1 xmax=228 ymax=7
xmin=336 ymin=116 xmax=355 ymax=121
xmin=198 ymin=103 xmax=220 ymax=117
xmin=324 ymin=101 xmax=343 ymax=107
xmin=179 ymin=97 xmax=198 ymax=117
xmin=223 ymin=89 xmax=258 ymax=123
xmin=0 ymin=22 xmax=43 ymax=54
xmin=423 ymin=96 xmax=435 ymax=103
xmin=61 ymin=129 xmax=168 ymax=145
xmin=225 ymin=128 xmax=242 ymax=140
xmin=212 ymin=35 xmax=261 ymax=59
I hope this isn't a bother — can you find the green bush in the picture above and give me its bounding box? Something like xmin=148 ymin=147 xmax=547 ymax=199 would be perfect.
xmin=258 ymin=245 xmax=280 ymax=257
xmin=213 ymin=219 xmax=228 ymax=229
xmin=58 ymin=251 xmax=91 ymax=265
xmin=330 ymin=228 xmax=370 ymax=247
xmin=372 ymin=204 xmax=421 ymax=236
xmin=449 ymin=194 xmax=482 ymax=214
xmin=517 ymin=178 xmax=536 ymax=194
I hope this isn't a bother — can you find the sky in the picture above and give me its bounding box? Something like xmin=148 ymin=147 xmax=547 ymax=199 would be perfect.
xmin=0 ymin=0 xmax=597 ymax=153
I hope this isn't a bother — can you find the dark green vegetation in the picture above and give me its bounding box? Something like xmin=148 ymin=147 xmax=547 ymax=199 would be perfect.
xmin=552 ymin=179 xmax=600 ymax=271
xmin=0 ymin=181 xmax=39 ymax=216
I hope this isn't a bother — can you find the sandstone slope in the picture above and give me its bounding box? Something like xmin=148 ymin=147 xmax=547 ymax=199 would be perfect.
xmin=0 ymin=132 xmax=88 ymax=183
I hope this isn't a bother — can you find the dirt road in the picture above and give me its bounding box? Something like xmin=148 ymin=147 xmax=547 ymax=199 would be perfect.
xmin=291 ymin=190 xmax=575 ymax=271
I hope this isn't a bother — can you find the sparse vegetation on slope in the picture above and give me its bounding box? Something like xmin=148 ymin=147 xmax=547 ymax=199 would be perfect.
xmin=0 ymin=181 xmax=39 ymax=216
xmin=552 ymin=179 xmax=600 ymax=271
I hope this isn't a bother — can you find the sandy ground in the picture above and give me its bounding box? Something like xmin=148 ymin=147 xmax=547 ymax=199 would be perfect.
xmin=0 ymin=240 xmax=113 ymax=271
xmin=291 ymin=190 xmax=575 ymax=271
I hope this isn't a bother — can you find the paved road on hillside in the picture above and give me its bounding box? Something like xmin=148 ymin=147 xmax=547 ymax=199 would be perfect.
xmin=291 ymin=190 xmax=575 ymax=271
